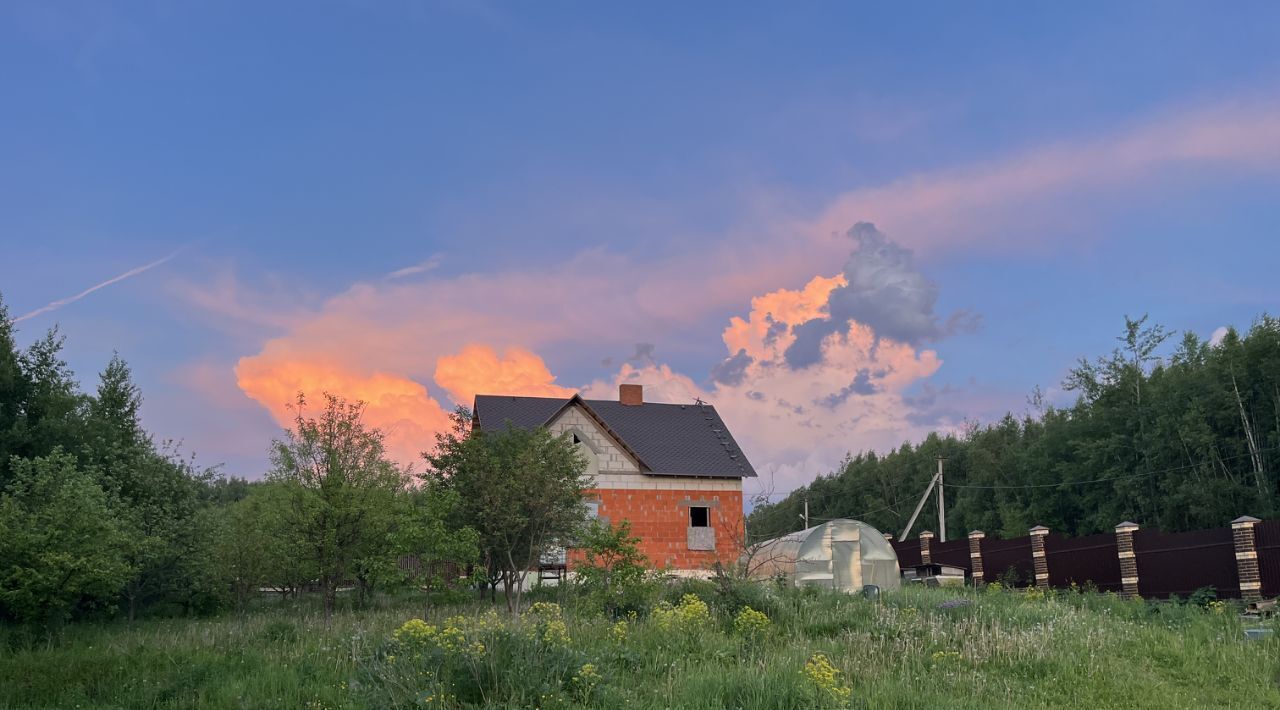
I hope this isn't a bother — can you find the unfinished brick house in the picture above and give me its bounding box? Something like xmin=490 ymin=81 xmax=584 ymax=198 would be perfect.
xmin=472 ymin=384 xmax=757 ymax=573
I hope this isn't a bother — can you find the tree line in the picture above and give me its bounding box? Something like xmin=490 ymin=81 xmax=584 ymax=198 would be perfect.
xmin=0 ymin=294 xmax=592 ymax=629
xmin=749 ymin=315 xmax=1280 ymax=541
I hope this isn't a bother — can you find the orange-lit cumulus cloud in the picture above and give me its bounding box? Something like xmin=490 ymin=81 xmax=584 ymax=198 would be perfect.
xmin=235 ymin=343 xmax=578 ymax=468
xmin=586 ymin=276 xmax=944 ymax=493
xmin=235 ymin=357 xmax=454 ymax=468
xmin=722 ymin=274 xmax=846 ymax=361
xmin=434 ymin=344 xmax=575 ymax=404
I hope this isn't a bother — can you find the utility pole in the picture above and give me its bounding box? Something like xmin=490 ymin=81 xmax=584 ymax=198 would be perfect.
xmin=937 ymin=457 xmax=946 ymax=543
xmin=803 ymin=495 xmax=810 ymax=529
xmin=901 ymin=468 xmax=940 ymax=540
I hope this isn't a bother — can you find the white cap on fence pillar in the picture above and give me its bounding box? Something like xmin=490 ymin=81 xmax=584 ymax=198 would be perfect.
xmin=1029 ymin=525 xmax=1049 ymax=536
xmin=968 ymin=530 xmax=985 ymax=539
xmin=1232 ymin=515 xmax=1261 ymax=528
xmin=1115 ymin=521 xmax=1139 ymax=533
xmin=919 ymin=530 xmax=935 ymax=539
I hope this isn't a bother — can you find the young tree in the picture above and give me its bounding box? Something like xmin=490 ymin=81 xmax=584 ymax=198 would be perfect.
xmin=574 ymin=520 xmax=652 ymax=617
xmin=15 ymin=328 xmax=86 ymax=466
xmin=267 ymin=393 xmax=407 ymax=622
xmin=81 ymin=355 xmax=204 ymax=620
xmin=425 ymin=409 xmax=590 ymax=613
xmin=212 ymin=481 xmax=312 ymax=609
xmin=0 ymin=450 xmax=132 ymax=629
xmin=393 ymin=482 xmax=479 ymax=615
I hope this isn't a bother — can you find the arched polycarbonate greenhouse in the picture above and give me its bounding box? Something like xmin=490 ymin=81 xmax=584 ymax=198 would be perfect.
xmin=746 ymin=519 xmax=900 ymax=592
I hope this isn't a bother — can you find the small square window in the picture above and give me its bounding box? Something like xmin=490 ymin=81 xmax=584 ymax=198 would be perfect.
xmin=690 ymin=506 xmax=709 ymax=528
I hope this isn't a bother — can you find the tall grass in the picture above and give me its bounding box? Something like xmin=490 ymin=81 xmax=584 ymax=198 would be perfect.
xmin=1 ymin=585 xmax=1277 ymax=708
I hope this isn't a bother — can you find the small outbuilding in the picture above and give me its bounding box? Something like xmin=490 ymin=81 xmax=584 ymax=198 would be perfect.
xmin=746 ymin=519 xmax=901 ymax=592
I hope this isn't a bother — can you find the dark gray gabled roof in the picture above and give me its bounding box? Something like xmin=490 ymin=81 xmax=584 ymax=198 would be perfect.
xmin=472 ymin=394 xmax=757 ymax=479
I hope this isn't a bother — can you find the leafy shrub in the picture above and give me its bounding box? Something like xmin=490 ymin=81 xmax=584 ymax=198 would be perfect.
xmin=997 ymin=565 xmax=1023 ymax=588
xmin=1187 ymin=586 xmax=1217 ymax=608
xmin=708 ymin=572 xmax=782 ymax=620
xmin=573 ymin=520 xmax=659 ymax=618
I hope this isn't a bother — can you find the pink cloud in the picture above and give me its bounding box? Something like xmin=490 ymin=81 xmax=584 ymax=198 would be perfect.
xmin=806 ymin=99 xmax=1280 ymax=253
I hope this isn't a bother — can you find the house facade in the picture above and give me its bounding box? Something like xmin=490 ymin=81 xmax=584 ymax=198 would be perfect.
xmin=472 ymin=384 xmax=757 ymax=572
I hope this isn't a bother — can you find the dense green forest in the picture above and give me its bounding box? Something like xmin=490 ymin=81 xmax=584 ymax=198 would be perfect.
xmin=748 ymin=316 xmax=1280 ymax=541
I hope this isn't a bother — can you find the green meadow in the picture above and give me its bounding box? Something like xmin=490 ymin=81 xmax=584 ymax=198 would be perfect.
xmin=2 ymin=582 xmax=1277 ymax=709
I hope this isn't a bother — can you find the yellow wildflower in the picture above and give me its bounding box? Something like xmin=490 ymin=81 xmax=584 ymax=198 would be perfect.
xmin=609 ymin=619 xmax=628 ymax=643
xmin=803 ymin=653 xmax=852 ymax=701
xmin=733 ymin=606 xmax=771 ymax=638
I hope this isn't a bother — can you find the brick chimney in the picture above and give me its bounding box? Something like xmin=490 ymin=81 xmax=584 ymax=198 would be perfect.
xmin=619 ymin=383 xmax=643 ymax=406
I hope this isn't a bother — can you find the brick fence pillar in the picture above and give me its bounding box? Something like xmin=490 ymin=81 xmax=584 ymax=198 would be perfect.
xmin=1115 ymin=521 xmax=1140 ymax=599
xmin=1029 ymin=525 xmax=1050 ymax=590
xmin=968 ymin=530 xmax=985 ymax=586
xmin=919 ymin=530 xmax=934 ymax=565
xmin=1232 ymin=515 xmax=1263 ymax=602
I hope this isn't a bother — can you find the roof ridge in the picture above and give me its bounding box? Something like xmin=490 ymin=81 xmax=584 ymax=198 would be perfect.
xmin=472 ymin=393 xmax=757 ymax=478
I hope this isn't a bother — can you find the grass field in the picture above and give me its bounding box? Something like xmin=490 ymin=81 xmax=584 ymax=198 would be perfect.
xmin=1 ymin=582 xmax=1277 ymax=709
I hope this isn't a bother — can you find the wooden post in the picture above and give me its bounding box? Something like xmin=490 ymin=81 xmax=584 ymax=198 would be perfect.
xmin=1115 ymin=521 xmax=1140 ymax=599
xmin=1232 ymin=516 xmax=1263 ymax=602
xmin=919 ymin=530 xmax=934 ymax=565
xmin=1029 ymin=525 xmax=1050 ymax=590
xmin=968 ymin=530 xmax=985 ymax=586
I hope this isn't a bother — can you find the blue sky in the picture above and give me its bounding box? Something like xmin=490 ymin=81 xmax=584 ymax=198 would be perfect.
xmin=3 ymin=2 xmax=1280 ymax=490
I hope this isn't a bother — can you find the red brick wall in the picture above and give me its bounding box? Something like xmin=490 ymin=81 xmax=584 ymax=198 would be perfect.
xmin=571 ymin=487 xmax=744 ymax=571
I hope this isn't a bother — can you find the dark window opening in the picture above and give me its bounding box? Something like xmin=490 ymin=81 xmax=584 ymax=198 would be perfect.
xmin=572 ymin=433 xmax=581 ymax=444
xmin=690 ymin=506 xmax=709 ymax=528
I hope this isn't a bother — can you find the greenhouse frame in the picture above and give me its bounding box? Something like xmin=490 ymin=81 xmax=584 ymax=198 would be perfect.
xmin=747 ymin=519 xmax=901 ymax=592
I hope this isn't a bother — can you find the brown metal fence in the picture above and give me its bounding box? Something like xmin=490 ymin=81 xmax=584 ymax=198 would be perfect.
xmin=891 ymin=540 xmax=921 ymax=569
xmin=1256 ymin=520 xmax=1280 ymax=598
xmin=931 ymin=539 xmax=973 ymax=571
xmin=1133 ymin=527 xmax=1239 ymax=598
xmin=981 ymin=536 xmax=1034 ymax=586
xmin=886 ymin=518 xmax=1278 ymax=599
xmin=1045 ymin=532 xmax=1121 ymax=593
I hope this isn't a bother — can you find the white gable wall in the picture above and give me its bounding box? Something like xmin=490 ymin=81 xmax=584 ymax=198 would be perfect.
xmin=548 ymin=405 xmax=640 ymax=473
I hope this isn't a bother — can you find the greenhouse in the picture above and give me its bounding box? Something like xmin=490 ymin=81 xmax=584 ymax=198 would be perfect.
xmin=747 ymin=519 xmax=900 ymax=592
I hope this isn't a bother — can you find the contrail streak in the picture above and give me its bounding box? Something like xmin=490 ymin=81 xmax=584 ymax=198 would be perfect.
xmin=13 ymin=250 xmax=182 ymax=324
